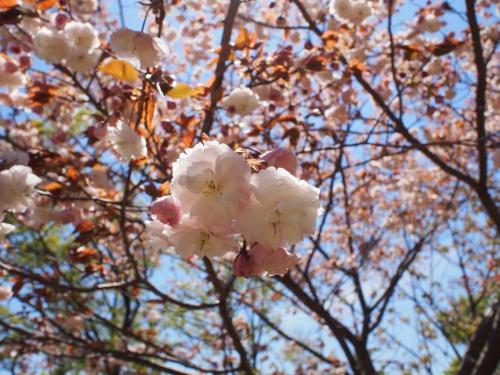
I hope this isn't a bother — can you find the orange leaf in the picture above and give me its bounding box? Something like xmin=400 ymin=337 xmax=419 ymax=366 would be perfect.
xmin=76 ymin=220 xmax=94 ymax=233
xmin=70 ymin=247 xmax=99 ymax=263
xmin=181 ymin=130 xmax=195 ymax=148
xmin=66 ymin=166 xmax=80 ymax=181
xmin=234 ymin=26 xmax=255 ymax=50
xmin=0 ymin=0 xmax=17 ymax=10
xmin=28 ymin=82 xmax=58 ymax=109
xmin=41 ymin=181 xmax=63 ymax=192
xmin=24 ymin=0 xmax=57 ymax=10
xmin=133 ymin=90 xmax=155 ymax=133
xmin=159 ymin=181 xmax=170 ymax=196
xmin=321 ymin=30 xmax=338 ymax=51
xmin=349 ymin=59 xmax=367 ymax=72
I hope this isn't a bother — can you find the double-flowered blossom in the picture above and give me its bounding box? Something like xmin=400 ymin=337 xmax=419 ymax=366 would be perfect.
xmin=222 ymin=87 xmax=260 ymax=116
xmin=110 ymin=28 xmax=169 ymax=68
xmin=167 ymin=217 xmax=239 ymax=259
xmin=69 ymin=0 xmax=98 ymax=16
xmin=147 ymin=140 xmax=321 ymax=276
xmin=171 ymin=141 xmax=251 ymax=226
xmin=329 ymin=0 xmax=372 ymax=25
xmin=0 ymin=165 xmax=41 ymax=213
xmin=0 ymin=56 xmax=27 ymax=90
xmin=33 ymin=27 xmax=70 ymax=64
xmin=106 ymin=121 xmax=147 ymax=161
xmin=33 ymin=21 xmax=100 ymax=72
xmin=236 ymin=167 xmax=321 ymax=249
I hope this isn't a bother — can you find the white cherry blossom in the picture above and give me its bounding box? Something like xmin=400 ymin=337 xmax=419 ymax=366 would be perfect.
xmin=171 ymin=141 xmax=251 ymax=226
xmin=167 ymin=216 xmax=238 ymax=259
xmin=0 ymin=165 xmax=42 ymax=212
xmin=106 ymin=122 xmax=147 ymax=161
xmin=236 ymin=167 xmax=321 ymax=248
xmin=110 ymin=28 xmax=168 ymax=68
xmin=222 ymin=87 xmax=260 ymax=116
xmin=33 ymin=27 xmax=70 ymax=64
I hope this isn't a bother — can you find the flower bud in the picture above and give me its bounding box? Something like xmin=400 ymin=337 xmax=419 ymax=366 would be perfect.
xmin=260 ymin=148 xmax=298 ymax=175
xmin=233 ymin=251 xmax=255 ymax=278
xmin=3 ymin=61 xmax=18 ymax=74
xmin=55 ymin=13 xmax=69 ymax=30
xmin=150 ymin=196 xmax=182 ymax=227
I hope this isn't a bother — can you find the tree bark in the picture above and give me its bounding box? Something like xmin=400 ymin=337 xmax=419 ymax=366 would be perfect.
xmin=457 ymin=302 xmax=500 ymax=375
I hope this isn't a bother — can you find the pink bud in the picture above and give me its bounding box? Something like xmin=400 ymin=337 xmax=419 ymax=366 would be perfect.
xmin=55 ymin=13 xmax=69 ymax=30
xmin=18 ymin=55 xmax=31 ymax=69
xmin=9 ymin=45 xmax=21 ymax=54
xmin=3 ymin=61 xmax=18 ymax=74
xmin=260 ymin=148 xmax=298 ymax=175
xmin=150 ymin=196 xmax=182 ymax=227
xmin=233 ymin=251 xmax=256 ymax=278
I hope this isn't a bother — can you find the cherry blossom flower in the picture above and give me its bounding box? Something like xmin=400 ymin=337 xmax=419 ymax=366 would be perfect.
xmin=233 ymin=244 xmax=301 ymax=277
xmin=106 ymin=122 xmax=147 ymax=161
xmin=66 ymin=50 xmax=100 ymax=72
xmin=0 ymin=140 xmax=29 ymax=167
xmin=33 ymin=27 xmax=70 ymax=64
xmin=167 ymin=216 xmax=238 ymax=259
xmin=236 ymin=167 xmax=321 ymax=249
xmin=260 ymin=148 xmax=298 ymax=175
xmin=69 ymin=0 xmax=98 ymax=15
xmin=0 ymin=57 xmax=27 ymax=90
xmin=65 ymin=22 xmax=100 ymax=53
xmin=171 ymin=141 xmax=251 ymax=226
xmin=145 ymin=220 xmax=172 ymax=251
xmin=0 ymin=165 xmax=42 ymax=212
xmin=329 ymin=0 xmax=372 ymax=25
xmin=222 ymin=87 xmax=260 ymax=116
xmin=418 ymin=15 xmax=443 ymax=33
xmin=110 ymin=28 xmax=169 ymax=68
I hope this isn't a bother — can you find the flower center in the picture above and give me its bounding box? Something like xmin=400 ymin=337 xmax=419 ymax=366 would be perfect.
xmin=201 ymin=179 xmax=223 ymax=197
xmin=199 ymin=232 xmax=210 ymax=252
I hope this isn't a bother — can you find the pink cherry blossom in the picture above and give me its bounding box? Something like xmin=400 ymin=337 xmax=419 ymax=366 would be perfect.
xmin=171 ymin=141 xmax=251 ymax=226
xmin=260 ymin=148 xmax=298 ymax=175
xmin=233 ymin=244 xmax=301 ymax=277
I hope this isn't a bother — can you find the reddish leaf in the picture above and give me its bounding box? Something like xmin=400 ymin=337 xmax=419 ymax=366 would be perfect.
xmin=76 ymin=220 xmax=94 ymax=233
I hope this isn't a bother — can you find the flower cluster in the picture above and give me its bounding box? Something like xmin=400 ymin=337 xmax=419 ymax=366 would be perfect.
xmin=329 ymin=0 xmax=372 ymax=25
xmin=147 ymin=141 xmax=321 ymax=277
xmin=33 ymin=20 xmax=100 ymax=72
